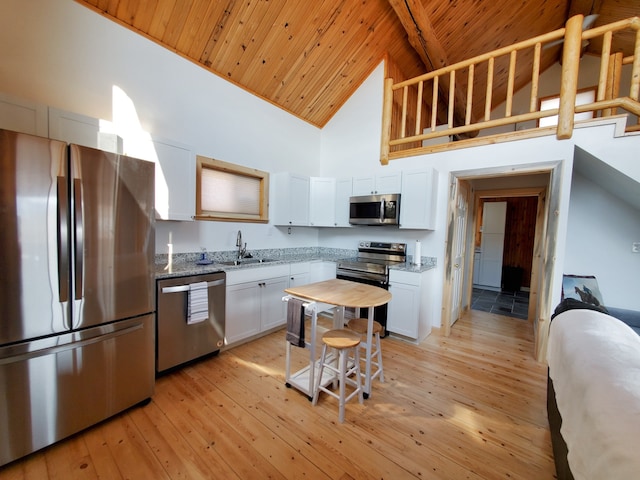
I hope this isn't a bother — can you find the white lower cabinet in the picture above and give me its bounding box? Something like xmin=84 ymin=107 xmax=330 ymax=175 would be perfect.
xmin=289 ymin=262 xmax=311 ymax=288
xmin=225 ymin=265 xmax=289 ymax=346
xmin=225 ymin=261 xmax=339 ymax=347
xmin=290 ymin=260 xmax=336 ymax=286
xmin=387 ymin=269 xmax=434 ymax=342
xmin=260 ymin=276 xmax=290 ymax=330
xmin=225 ymin=281 xmax=262 ymax=344
xmin=309 ymin=261 xmax=336 ymax=283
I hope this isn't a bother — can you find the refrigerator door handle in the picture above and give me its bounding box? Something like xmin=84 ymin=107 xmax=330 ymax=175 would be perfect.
xmin=57 ymin=176 xmax=69 ymax=303
xmin=73 ymin=178 xmax=84 ymax=300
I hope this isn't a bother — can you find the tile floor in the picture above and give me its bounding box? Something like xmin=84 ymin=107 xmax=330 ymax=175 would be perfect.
xmin=471 ymin=287 xmax=530 ymax=320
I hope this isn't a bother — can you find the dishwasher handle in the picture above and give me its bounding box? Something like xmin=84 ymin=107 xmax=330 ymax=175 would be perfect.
xmin=161 ymin=278 xmax=225 ymax=294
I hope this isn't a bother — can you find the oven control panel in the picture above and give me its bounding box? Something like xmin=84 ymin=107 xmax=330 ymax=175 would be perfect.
xmin=358 ymin=241 xmax=406 ymax=253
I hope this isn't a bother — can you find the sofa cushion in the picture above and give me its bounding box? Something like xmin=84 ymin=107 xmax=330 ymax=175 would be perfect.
xmin=607 ymin=307 xmax=640 ymax=334
xmin=547 ymin=310 xmax=640 ymax=479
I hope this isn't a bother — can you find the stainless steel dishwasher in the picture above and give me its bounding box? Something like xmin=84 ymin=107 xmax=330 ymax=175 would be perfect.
xmin=156 ymin=271 xmax=226 ymax=373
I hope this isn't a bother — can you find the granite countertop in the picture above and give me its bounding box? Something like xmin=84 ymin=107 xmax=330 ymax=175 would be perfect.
xmin=391 ymin=256 xmax=437 ymax=273
xmin=155 ymin=247 xmax=437 ymax=279
xmin=156 ymin=247 xmax=353 ymax=279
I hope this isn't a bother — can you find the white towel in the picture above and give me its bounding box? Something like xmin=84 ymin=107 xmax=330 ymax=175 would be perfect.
xmin=187 ymin=282 xmax=209 ymax=325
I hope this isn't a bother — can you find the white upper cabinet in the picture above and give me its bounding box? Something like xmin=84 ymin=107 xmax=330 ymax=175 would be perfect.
xmin=49 ymin=108 xmax=195 ymax=221
xmin=309 ymin=177 xmax=336 ymax=227
xmin=399 ymin=168 xmax=439 ymax=230
xmin=352 ymin=172 xmax=401 ymax=196
xmin=48 ymin=108 xmax=124 ymax=153
xmin=334 ymin=177 xmax=352 ymax=227
xmin=272 ymin=172 xmax=310 ymax=226
xmin=151 ymin=138 xmax=195 ymax=221
xmin=0 ymin=93 xmax=48 ymax=137
xmin=48 ymin=108 xmax=101 ymax=149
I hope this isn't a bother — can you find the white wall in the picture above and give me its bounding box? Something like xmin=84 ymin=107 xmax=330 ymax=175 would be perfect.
xmin=319 ymin=58 xmax=640 ymax=320
xmin=0 ymin=0 xmax=322 ymax=254
xmin=320 ymin=62 xmax=392 ymax=176
xmin=2 ymin=0 xmax=639 ymax=316
xmin=564 ymin=171 xmax=640 ymax=310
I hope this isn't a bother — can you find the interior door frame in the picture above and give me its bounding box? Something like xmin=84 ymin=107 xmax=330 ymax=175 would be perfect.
xmin=441 ymin=161 xmax=562 ymax=361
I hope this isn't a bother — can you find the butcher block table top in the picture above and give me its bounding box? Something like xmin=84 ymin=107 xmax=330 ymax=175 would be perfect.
xmin=284 ymin=278 xmax=391 ymax=399
xmin=284 ymin=278 xmax=391 ymax=308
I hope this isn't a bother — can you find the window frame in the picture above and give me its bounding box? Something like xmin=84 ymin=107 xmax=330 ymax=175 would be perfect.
xmin=195 ymin=155 xmax=270 ymax=223
xmin=537 ymin=86 xmax=597 ymax=128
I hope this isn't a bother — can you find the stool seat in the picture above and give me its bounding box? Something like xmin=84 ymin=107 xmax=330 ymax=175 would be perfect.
xmin=347 ymin=317 xmax=382 ymax=335
xmin=346 ymin=318 xmax=385 ymax=387
xmin=322 ymin=329 xmax=361 ymax=349
xmin=312 ymin=328 xmax=363 ymax=423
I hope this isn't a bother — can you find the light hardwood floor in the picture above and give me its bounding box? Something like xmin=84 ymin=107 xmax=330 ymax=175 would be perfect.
xmin=1 ymin=310 xmax=555 ymax=479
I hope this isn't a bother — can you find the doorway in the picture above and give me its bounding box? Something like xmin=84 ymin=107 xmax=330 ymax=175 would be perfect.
xmin=441 ymin=163 xmax=561 ymax=361
xmin=470 ymin=195 xmax=538 ymax=320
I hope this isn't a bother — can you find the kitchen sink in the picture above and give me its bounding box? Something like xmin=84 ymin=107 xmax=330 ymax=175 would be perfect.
xmin=218 ymin=258 xmax=278 ymax=266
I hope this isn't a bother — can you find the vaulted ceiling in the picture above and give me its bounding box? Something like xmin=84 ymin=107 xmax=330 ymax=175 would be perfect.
xmin=76 ymin=0 xmax=638 ymax=128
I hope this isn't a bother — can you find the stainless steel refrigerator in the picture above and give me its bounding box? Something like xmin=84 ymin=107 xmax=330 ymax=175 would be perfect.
xmin=0 ymin=129 xmax=156 ymax=466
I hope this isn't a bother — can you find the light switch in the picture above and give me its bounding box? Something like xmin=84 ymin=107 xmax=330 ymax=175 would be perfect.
xmin=632 ymin=242 xmax=640 ymax=253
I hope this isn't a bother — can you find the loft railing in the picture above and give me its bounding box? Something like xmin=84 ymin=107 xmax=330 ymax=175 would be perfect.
xmin=380 ymin=15 xmax=640 ymax=164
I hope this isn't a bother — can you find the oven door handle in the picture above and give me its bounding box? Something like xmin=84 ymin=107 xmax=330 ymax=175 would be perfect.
xmin=337 ymin=270 xmax=387 ymax=286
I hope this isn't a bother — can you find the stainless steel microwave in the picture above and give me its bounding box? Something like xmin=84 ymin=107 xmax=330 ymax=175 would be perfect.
xmin=349 ymin=193 xmax=401 ymax=225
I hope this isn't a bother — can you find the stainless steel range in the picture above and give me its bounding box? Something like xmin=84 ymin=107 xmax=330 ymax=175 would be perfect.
xmin=336 ymin=241 xmax=407 ymax=335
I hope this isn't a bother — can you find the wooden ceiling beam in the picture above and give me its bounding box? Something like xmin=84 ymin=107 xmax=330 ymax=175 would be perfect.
xmin=387 ymin=0 xmax=475 ymax=133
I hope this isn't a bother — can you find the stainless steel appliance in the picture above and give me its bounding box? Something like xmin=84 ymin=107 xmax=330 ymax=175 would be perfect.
xmin=0 ymin=129 xmax=156 ymax=467
xmin=336 ymin=241 xmax=407 ymax=335
xmin=349 ymin=193 xmax=401 ymax=225
xmin=157 ymin=272 xmax=226 ymax=372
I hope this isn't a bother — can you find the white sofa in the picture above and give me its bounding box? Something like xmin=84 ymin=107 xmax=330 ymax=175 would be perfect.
xmin=547 ymin=307 xmax=640 ymax=479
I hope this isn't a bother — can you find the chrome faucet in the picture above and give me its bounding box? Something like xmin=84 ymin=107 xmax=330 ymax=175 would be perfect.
xmin=236 ymin=230 xmax=247 ymax=259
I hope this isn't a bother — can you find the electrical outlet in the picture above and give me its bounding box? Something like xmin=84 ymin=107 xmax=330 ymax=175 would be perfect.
xmin=633 ymin=242 xmax=640 ymax=253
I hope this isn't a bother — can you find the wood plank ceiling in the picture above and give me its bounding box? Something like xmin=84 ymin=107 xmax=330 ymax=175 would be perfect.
xmin=75 ymin=0 xmax=638 ymax=128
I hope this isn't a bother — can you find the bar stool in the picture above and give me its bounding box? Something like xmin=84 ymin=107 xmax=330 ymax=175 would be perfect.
xmin=347 ymin=318 xmax=384 ymax=385
xmin=312 ymin=329 xmax=364 ymax=423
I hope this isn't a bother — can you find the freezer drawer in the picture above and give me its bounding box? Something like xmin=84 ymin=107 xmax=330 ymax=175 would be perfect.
xmin=0 ymin=314 xmax=155 ymax=467
xmin=156 ymin=272 xmax=226 ymax=372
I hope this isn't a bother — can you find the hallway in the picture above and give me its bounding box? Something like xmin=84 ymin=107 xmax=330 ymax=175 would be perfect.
xmin=471 ymin=287 xmax=529 ymax=320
